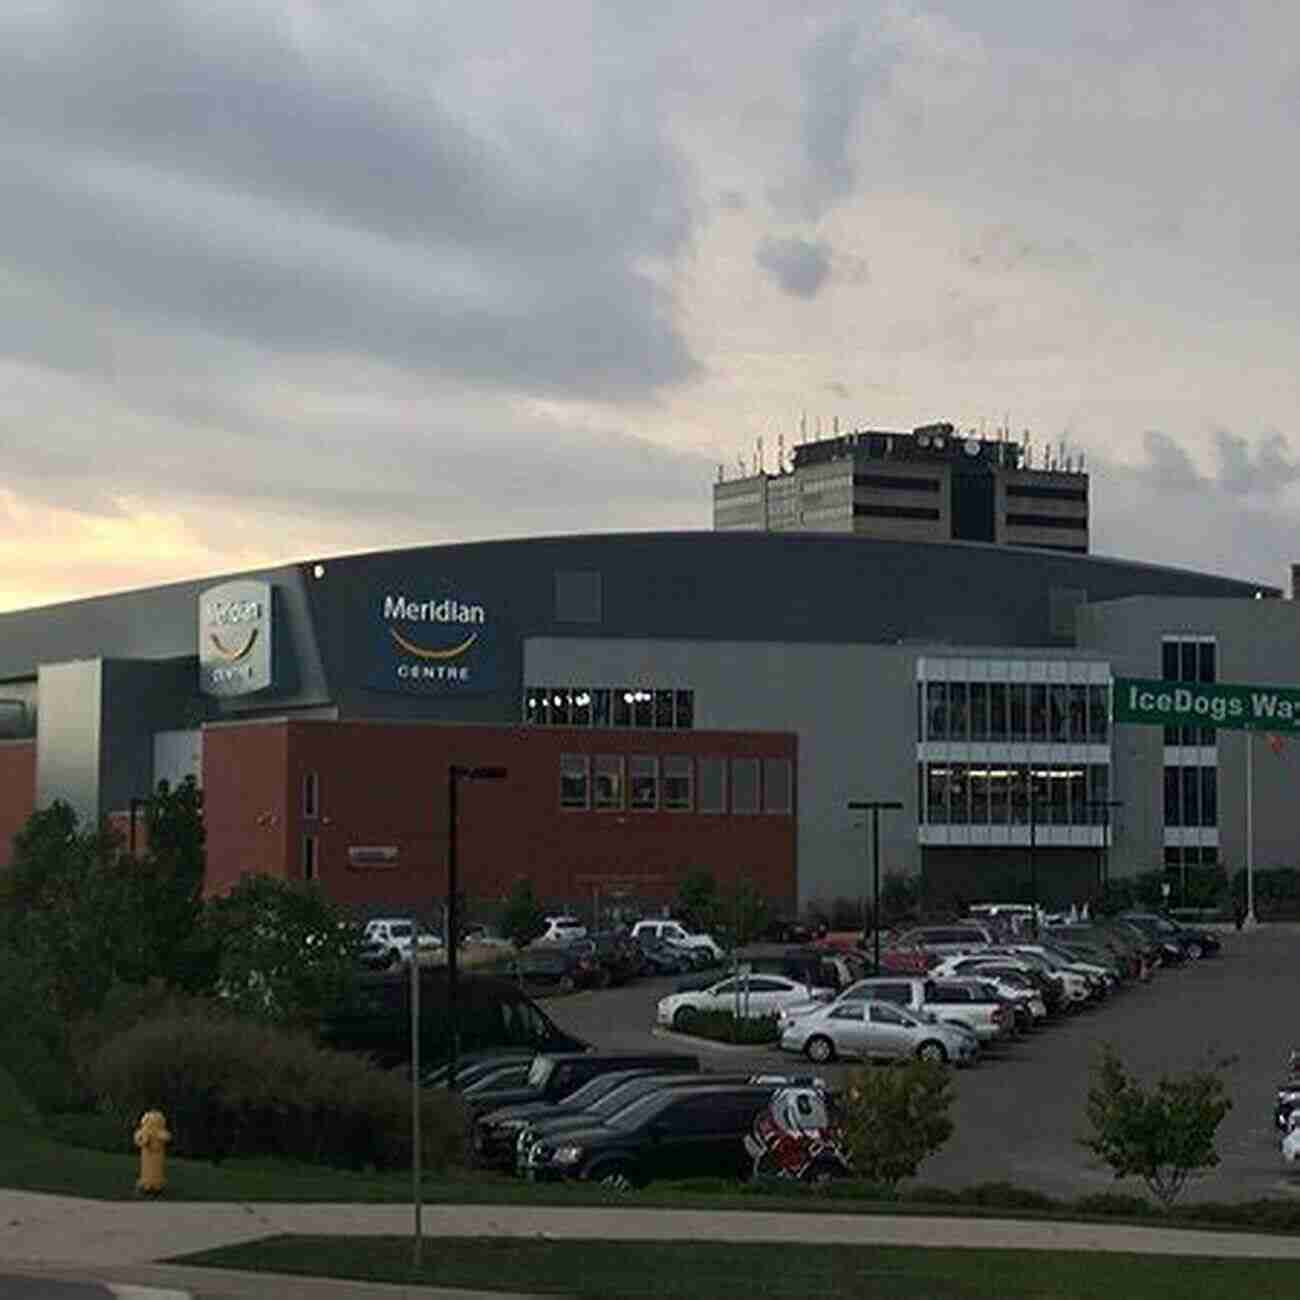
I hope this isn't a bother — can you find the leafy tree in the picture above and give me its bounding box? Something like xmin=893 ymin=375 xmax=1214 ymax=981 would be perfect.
xmin=1081 ymin=1047 xmax=1234 ymax=1208
xmin=675 ymin=868 xmax=721 ymax=933
xmin=499 ymin=877 xmax=546 ymax=950
xmin=201 ymin=874 xmax=360 ymax=1028
xmin=729 ymin=879 xmax=770 ymax=946
xmin=839 ymin=1060 xmax=955 ymax=1187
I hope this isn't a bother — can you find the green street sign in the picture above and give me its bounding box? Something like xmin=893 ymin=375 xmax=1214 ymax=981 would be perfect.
xmin=1113 ymin=676 xmax=1300 ymax=733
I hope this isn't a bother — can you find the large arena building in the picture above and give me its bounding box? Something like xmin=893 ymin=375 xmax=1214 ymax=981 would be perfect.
xmin=2 ymin=509 xmax=1297 ymax=917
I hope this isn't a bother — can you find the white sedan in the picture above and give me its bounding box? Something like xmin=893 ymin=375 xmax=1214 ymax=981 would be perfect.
xmin=780 ymin=998 xmax=977 ymax=1066
xmin=657 ymin=974 xmax=825 ymax=1031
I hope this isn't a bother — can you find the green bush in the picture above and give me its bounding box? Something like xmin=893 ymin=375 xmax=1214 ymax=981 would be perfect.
xmin=0 ymin=1064 xmax=40 ymax=1130
xmin=1074 ymin=1191 xmax=1156 ymax=1218
xmin=671 ymin=1009 xmax=780 ymax=1044
xmin=839 ymin=1061 xmax=954 ymax=1187
xmin=84 ymin=1009 xmax=466 ymax=1171
xmin=43 ymin=1110 xmax=131 ymax=1154
xmin=959 ymin=1181 xmax=1055 ymax=1211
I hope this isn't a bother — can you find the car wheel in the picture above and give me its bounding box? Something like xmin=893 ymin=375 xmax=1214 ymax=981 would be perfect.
xmin=1186 ymin=941 xmax=1204 ymax=961
xmin=804 ymin=1035 xmax=836 ymax=1064
xmin=917 ymin=1040 xmax=948 ymax=1064
xmin=593 ymin=1161 xmax=638 ymax=1192
xmin=672 ymin=1006 xmax=698 ymax=1032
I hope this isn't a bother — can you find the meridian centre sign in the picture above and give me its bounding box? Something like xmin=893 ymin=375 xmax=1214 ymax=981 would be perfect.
xmin=1113 ymin=676 xmax=1300 ymax=734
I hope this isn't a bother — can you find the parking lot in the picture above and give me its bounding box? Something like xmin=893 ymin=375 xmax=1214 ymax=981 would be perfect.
xmin=538 ymin=925 xmax=1299 ymax=1202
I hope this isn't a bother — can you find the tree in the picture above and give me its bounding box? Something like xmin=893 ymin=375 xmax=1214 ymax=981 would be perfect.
xmin=1081 ymin=1047 xmax=1234 ymax=1208
xmin=499 ymin=877 xmax=546 ymax=950
xmin=839 ymin=1060 xmax=954 ymax=1187
xmin=201 ymin=874 xmax=360 ymax=1028
xmin=729 ymin=879 xmax=770 ymax=946
xmin=675 ymin=868 xmax=721 ymax=933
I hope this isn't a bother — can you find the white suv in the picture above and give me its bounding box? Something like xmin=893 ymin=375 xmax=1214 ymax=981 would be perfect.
xmin=631 ymin=919 xmax=724 ymax=960
xmin=539 ymin=915 xmax=587 ymax=944
xmin=364 ymin=917 xmax=442 ymax=963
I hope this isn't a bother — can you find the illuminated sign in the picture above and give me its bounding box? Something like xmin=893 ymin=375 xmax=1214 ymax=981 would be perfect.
xmin=198 ymin=580 xmax=274 ymax=697
xmin=369 ymin=588 xmax=500 ymax=695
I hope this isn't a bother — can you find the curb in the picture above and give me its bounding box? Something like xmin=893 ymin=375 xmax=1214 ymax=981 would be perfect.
xmin=108 ymin=1287 xmax=192 ymax=1300
xmin=650 ymin=1026 xmax=783 ymax=1054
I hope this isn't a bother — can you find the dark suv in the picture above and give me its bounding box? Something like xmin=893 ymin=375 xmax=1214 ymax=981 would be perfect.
xmin=525 ymin=1082 xmax=785 ymax=1188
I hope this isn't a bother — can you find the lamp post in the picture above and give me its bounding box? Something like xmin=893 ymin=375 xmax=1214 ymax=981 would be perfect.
xmin=847 ymin=800 xmax=903 ymax=972
xmin=445 ymin=764 xmax=507 ymax=1091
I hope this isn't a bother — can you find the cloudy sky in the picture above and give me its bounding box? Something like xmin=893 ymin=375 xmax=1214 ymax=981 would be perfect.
xmin=2 ymin=1 xmax=1299 ymax=610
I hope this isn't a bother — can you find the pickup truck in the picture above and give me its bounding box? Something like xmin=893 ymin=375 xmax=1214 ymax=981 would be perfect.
xmin=779 ymin=975 xmax=1012 ymax=1045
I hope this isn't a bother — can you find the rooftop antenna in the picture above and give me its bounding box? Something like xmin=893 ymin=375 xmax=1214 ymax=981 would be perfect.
xmin=799 ymin=411 xmax=807 ymax=440
xmin=1079 ymin=450 xmax=1087 ymax=472
xmin=777 ymin=433 xmax=786 ymax=472
xmin=757 ymin=436 xmax=765 ymax=474
xmin=833 ymin=415 xmax=840 ymax=436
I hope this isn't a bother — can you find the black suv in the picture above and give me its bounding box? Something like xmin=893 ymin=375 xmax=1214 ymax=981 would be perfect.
xmin=525 ymin=1082 xmax=784 ymax=1188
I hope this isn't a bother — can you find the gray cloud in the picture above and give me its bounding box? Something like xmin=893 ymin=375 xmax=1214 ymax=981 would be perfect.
xmin=0 ymin=3 xmax=699 ymax=401
xmin=1214 ymin=430 xmax=1300 ymax=498
xmin=756 ymin=235 xmax=833 ymax=298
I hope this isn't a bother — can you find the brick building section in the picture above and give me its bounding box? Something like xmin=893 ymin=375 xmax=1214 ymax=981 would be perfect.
xmin=202 ymin=719 xmax=797 ymax=917
xmin=0 ymin=740 xmax=35 ymax=865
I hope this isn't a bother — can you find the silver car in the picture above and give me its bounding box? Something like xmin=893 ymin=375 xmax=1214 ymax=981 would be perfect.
xmin=779 ymin=998 xmax=977 ymax=1066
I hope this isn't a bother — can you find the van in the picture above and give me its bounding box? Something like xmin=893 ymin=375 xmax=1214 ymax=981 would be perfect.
xmin=319 ymin=968 xmax=589 ymax=1070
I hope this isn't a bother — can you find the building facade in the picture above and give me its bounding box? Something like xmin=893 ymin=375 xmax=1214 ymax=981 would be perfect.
xmin=713 ymin=424 xmax=1089 ymax=554
xmin=0 ymin=530 xmax=1290 ymax=913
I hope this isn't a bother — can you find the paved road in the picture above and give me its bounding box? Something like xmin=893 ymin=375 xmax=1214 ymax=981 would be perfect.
xmin=540 ymin=926 xmax=1300 ymax=1202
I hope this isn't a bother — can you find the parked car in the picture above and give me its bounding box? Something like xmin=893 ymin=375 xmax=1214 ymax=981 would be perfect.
xmin=1120 ymin=912 xmax=1221 ymax=961
xmin=511 ymin=945 xmax=601 ymax=994
xmin=423 ymin=1051 xmax=536 ymax=1090
xmin=363 ymin=917 xmax=442 ymax=965
xmin=657 ymin=974 xmax=826 ymax=1031
xmin=473 ymin=1064 xmax=703 ymax=1168
xmin=891 ymin=924 xmax=995 ymax=956
xmin=539 ymin=915 xmax=588 ymax=944
xmin=514 ymin=1070 xmax=819 ymax=1175
xmin=358 ymin=938 xmax=401 ymax=971
xmin=319 ymin=969 xmax=589 ymax=1071
xmin=634 ymin=936 xmax=696 ymax=976
xmin=581 ymin=930 xmax=646 ymax=985
xmin=816 ymin=975 xmax=1008 ymax=1043
xmin=463 ymin=1051 xmax=699 ymax=1120
xmin=779 ymin=998 xmax=977 ymax=1065
xmin=523 ymin=1081 xmax=787 ymax=1188
xmin=462 ymin=924 xmax=512 ymax=947
xmin=631 ymin=919 xmax=725 ymax=961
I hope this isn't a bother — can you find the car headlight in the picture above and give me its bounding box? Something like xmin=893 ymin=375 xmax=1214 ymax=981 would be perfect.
xmin=551 ymin=1144 xmax=584 ymax=1166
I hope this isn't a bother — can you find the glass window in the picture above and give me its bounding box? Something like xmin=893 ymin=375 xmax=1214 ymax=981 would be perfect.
xmin=560 ymin=754 xmax=589 ymax=809
xmin=698 ymin=758 xmax=726 ymax=813
xmin=1162 ymin=641 xmax=1179 ymax=680
xmin=1087 ymin=765 xmax=1110 ymax=819
xmin=594 ymin=756 xmax=624 ymax=810
xmin=1068 ymin=685 xmax=1087 ymax=743
xmin=654 ymin=690 xmax=674 ymax=729
xmin=1066 ymin=768 xmax=1086 ymax=825
xmin=302 ymin=771 xmax=319 ymax=819
xmin=1198 ymin=642 xmax=1216 ymax=683
xmin=1180 ymin=642 xmax=1198 ymax=682
xmin=592 ymin=688 xmax=611 ymax=728
xmin=1049 ymin=685 xmax=1070 ymax=741
xmin=948 ymin=762 xmax=969 ymax=825
xmin=988 ymin=765 xmax=1009 ymax=825
xmin=629 ymin=756 xmax=658 ymax=810
xmin=1088 ymin=685 xmax=1108 ymax=742
xmin=614 ymin=690 xmax=632 ymax=727
xmin=1009 ymin=764 xmax=1028 ymax=825
xmin=571 ymin=690 xmax=592 ymax=726
xmin=926 ymin=763 xmax=948 ymax=824
xmin=663 ymin=756 xmax=692 ymax=811
xmin=731 ymin=758 xmax=760 ymax=814
xmin=633 ymin=690 xmax=653 ymax=728
xmin=969 ymin=766 xmax=989 ymax=825
xmin=302 ymin=834 xmax=317 ymax=882
xmin=969 ymin=683 xmax=988 ymax=741
xmin=1164 ymin=766 xmax=1180 ymax=827
xmin=674 ymin=690 xmax=694 ymax=729
xmin=948 ymin=683 xmax=968 ymax=742
xmin=1029 ymin=767 xmax=1050 ymax=825
xmin=763 ymin=758 xmax=792 ymax=813
xmin=550 ymin=687 xmax=571 ymax=726
xmin=1200 ymin=767 xmax=1217 ymax=827
xmin=1009 ymin=684 xmax=1027 ymax=741
xmin=1030 ymin=685 xmax=1048 ymax=740
xmin=1181 ymin=766 xmax=1200 ymax=829
xmin=927 ymin=682 xmax=947 ymax=740
xmin=989 ymin=684 xmax=1008 ymax=740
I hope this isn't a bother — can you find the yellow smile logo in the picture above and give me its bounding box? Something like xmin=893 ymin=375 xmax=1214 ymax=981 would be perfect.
xmin=388 ymin=627 xmax=479 ymax=661
xmin=209 ymin=628 xmax=259 ymax=662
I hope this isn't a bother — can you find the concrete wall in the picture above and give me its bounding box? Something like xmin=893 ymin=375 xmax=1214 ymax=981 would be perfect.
xmin=35 ymin=660 xmax=102 ymax=822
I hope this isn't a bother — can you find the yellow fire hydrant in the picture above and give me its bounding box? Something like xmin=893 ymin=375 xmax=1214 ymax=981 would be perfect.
xmin=134 ymin=1109 xmax=171 ymax=1195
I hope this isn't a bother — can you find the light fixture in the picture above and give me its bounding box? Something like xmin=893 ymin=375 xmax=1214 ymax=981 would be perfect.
xmin=312 ymin=563 xmax=326 ymax=579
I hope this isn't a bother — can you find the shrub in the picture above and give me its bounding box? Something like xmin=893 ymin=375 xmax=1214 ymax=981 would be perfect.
xmin=0 ymin=1064 xmax=40 ymax=1130
xmin=671 ymin=1009 xmax=780 ymax=1045
xmin=839 ymin=1061 xmax=954 ymax=1187
xmin=959 ymin=1181 xmax=1055 ymax=1211
xmin=43 ymin=1110 xmax=130 ymax=1154
xmin=1074 ymin=1191 xmax=1156 ymax=1218
xmin=84 ymin=1009 xmax=466 ymax=1171
xmin=1081 ymin=1047 xmax=1233 ymax=1209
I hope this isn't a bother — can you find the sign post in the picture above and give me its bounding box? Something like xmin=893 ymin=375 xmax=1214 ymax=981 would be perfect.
xmin=1114 ymin=675 xmax=1300 ymax=929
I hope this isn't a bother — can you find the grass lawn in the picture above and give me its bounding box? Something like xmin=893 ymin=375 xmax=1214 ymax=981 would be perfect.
xmin=171 ymin=1235 xmax=1300 ymax=1299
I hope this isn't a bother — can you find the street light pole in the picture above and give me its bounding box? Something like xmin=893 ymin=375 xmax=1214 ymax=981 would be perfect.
xmin=445 ymin=764 xmax=508 ymax=1091
xmin=848 ymin=800 xmax=903 ymax=972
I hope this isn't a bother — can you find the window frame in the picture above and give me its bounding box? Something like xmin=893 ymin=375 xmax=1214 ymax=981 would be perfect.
xmin=559 ymin=754 xmax=590 ymax=811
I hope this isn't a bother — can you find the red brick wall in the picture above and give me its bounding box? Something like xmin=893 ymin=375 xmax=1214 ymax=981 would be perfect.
xmin=201 ymin=720 xmax=797 ymax=916
xmin=0 ymin=741 xmax=36 ymax=867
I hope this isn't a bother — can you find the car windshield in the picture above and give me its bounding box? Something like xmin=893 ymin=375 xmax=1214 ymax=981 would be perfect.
xmin=605 ymin=1089 xmax=678 ymax=1131
xmin=591 ymin=1078 xmax=678 ymax=1117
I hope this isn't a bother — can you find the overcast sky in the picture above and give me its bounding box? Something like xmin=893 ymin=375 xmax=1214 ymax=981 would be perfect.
xmin=2 ymin=1 xmax=1298 ymax=610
